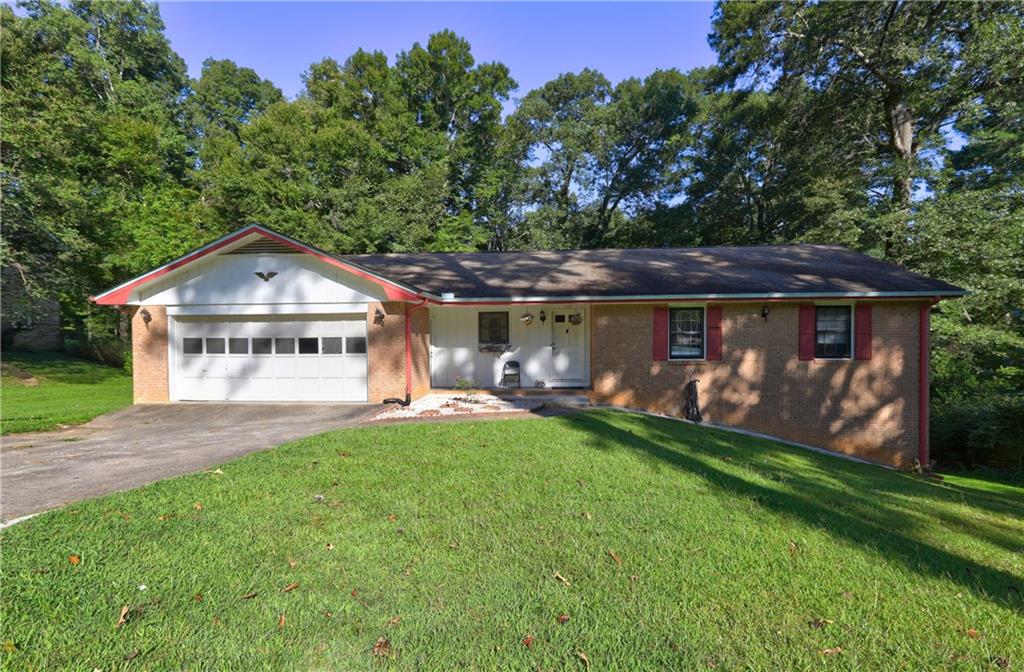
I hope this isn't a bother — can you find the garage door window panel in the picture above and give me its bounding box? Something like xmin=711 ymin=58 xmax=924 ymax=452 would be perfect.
xmin=206 ymin=338 xmax=226 ymax=354
xmin=229 ymin=338 xmax=249 ymax=354
xmin=321 ymin=337 xmax=344 ymax=355
xmin=275 ymin=338 xmax=295 ymax=354
xmin=252 ymin=338 xmax=272 ymax=355
xmin=346 ymin=336 xmax=367 ymax=354
xmin=183 ymin=338 xmax=203 ymax=355
xmin=298 ymin=338 xmax=318 ymax=355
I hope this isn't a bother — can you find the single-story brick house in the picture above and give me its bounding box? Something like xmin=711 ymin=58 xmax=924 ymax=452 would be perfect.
xmin=94 ymin=224 xmax=964 ymax=467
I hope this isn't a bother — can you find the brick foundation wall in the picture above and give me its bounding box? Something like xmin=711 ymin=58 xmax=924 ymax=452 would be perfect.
xmin=589 ymin=302 xmax=922 ymax=467
xmin=131 ymin=305 xmax=170 ymax=403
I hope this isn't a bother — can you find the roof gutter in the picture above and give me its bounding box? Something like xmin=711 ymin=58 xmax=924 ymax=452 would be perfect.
xmin=417 ymin=290 xmax=967 ymax=305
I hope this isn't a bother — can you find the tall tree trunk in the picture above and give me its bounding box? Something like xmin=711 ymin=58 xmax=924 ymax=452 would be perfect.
xmin=886 ymin=92 xmax=915 ymax=259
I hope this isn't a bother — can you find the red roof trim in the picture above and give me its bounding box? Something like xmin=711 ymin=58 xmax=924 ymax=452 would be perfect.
xmin=92 ymin=225 xmax=421 ymax=305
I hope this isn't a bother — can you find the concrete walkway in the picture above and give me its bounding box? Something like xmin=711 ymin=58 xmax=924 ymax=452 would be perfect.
xmin=1 ymin=403 xmax=379 ymax=523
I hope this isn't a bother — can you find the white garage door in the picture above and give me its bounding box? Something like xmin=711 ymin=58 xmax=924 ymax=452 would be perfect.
xmin=174 ymin=317 xmax=368 ymax=402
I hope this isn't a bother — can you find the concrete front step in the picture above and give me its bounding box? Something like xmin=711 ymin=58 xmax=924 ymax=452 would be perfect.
xmin=495 ymin=394 xmax=591 ymax=408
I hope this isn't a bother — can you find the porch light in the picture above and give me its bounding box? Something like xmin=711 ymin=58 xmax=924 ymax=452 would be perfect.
xmin=140 ymin=308 xmax=152 ymax=325
xmin=374 ymin=308 xmax=386 ymax=325
xmin=539 ymin=310 xmax=547 ymax=323
xmin=761 ymin=304 xmax=771 ymax=321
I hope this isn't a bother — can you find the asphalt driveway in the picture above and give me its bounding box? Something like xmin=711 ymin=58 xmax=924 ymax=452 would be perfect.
xmin=1 ymin=403 xmax=380 ymax=523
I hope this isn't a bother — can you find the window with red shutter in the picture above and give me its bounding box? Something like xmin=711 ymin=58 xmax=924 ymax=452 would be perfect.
xmin=706 ymin=306 xmax=722 ymax=360
xmin=855 ymin=304 xmax=872 ymax=360
xmin=798 ymin=304 xmax=815 ymax=360
xmin=652 ymin=306 xmax=668 ymax=361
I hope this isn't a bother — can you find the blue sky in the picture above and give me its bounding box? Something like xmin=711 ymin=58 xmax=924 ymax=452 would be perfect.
xmin=159 ymin=2 xmax=718 ymax=104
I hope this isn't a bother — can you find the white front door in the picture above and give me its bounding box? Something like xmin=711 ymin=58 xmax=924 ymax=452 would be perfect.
xmin=173 ymin=317 xmax=368 ymax=401
xmin=551 ymin=310 xmax=585 ymax=382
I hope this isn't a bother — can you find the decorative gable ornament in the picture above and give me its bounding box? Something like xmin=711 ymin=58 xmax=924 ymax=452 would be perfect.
xmin=254 ymin=271 xmax=278 ymax=282
xmin=519 ymin=312 xmax=535 ymax=325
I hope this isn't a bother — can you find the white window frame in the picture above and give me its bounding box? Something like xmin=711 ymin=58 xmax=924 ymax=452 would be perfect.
xmin=813 ymin=302 xmax=855 ymax=360
xmin=667 ymin=304 xmax=707 ymax=361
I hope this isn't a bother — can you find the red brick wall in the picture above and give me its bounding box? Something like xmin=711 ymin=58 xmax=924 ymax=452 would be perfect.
xmin=367 ymin=301 xmax=406 ymax=402
xmin=131 ymin=305 xmax=169 ymax=403
xmin=589 ymin=302 xmax=923 ymax=467
xmin=410 ymin=306 xmax=431 ymax=399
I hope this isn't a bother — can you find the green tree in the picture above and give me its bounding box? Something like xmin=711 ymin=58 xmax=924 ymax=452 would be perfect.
xmin=711 ymin=1 xmax=1024 ymax=257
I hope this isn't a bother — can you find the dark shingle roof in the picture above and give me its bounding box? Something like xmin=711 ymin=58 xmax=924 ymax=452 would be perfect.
xmin=342 ymin=245 xmax=965 ymax=300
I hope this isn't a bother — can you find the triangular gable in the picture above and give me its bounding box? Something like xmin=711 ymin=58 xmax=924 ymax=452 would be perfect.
xmin=92 ymin=225 xmax=421 ymax=305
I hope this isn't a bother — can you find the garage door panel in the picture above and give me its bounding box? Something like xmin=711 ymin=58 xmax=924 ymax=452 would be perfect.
xmin=173 ymin=316 xmax=368 ymax=402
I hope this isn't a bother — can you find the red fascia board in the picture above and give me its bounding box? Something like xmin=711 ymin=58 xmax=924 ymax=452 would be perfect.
xmin=92 ymin=226 xmax=421 ymax=305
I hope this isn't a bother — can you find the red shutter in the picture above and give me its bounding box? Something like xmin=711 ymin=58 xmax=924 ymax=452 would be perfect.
xmin=706 ymin=306 xmax=722 ymax=360
xmin=798 ymin=304 xmax=815 ymax=361
xmin=855 ymin=304 xmax=872 ymax=360
xmin=653 ymin=306 xmax=669 ymax=361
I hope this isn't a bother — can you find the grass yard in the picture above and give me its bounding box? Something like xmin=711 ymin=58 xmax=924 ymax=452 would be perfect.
xmin=0 ymin=351 xmax=132 ymax=434
xmin=2 ymin=410 xmax=1022 ymax=670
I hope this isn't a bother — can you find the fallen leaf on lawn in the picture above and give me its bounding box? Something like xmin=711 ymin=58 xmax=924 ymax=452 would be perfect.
xmin=193 ymin=593 xmax=203 ymax=602
xmin=68 ymin=554 xmax=81 ymax=566
xmin=808 ymin=618 xmax=833 ymax=630
xmin=402 ymin=568 xmax=412 ymax=576
xmin=351 ymin=590 xmax=359 ymax=597
xmin=212 ymin=616 xmax=222 ymax=625
xmin=449 ymin=542 xmax=460 ymax=549
xmin=388 ymin=616 xmax=401 ymax=626
xmin=282 ymin=582 xmax=299 ymax=593
xmin=194 ymin=501 xmax=203 ymax=511
xmin=966 ymin=628 xmax=980 ymax=639
xmin=157 ymin=515 xmax=169 ymax=522
xmin=582 ymin=511 xmax=593 ymax=520
xmin=372 ymin=637 xmax=391 ymax=657
xmin=991 ymin=655 xmax=1010 ymax=669
xmin=338 ymin=451 xmax=350 ymax=458
xmin=3 ymin=640 xmax=16 ymax=653
xmin=558 ymin=614 xmax=570 ymax=624
xmin=820 ymin=647 xmax=843 ymax=656
xmin=553 ymin=572 xmax=571 ymax=587
xmin=386 ymin=513 xmax=397 ymax=521
xmin=629 ymin=575 xmax=638 ymax=583
xmin=396 ymin=527 xmax=405 ymax=535
xmin=607 ymin=549 xmax=623 ymax=565
xmin=841 ymin=591 xmax=854 ymax=600
xmin=277 ymin=613 xmax=285 ymax=629
xmin=211 ymin=468 xmax=223 ymax=475
xmin=522 ymin=635 xmax=535 ymax=648
xmin=578 ymin=650 xmax=591 ymax=669
xmin=241 ymin=591 xmax=257 ymax=600
xmin=323 ymin=611 xmax=333 ymax=618
xmin=124 ymin=649 xmax=140 ymax=661
xmin=787 ymin=540 xmax=799 ymax=557
xmin=288 ymin=558 xmax=298 ymax=569
xmin=326 ymin=543 xmax=335 ymax=551
xmin=114 ymin=605 xmax=130 ymax=628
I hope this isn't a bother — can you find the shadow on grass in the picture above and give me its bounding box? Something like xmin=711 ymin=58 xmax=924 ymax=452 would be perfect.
xmin=568 ymin=411 xmax=1024 ymax=613
xmin=2 ymin=352 xmax=127 ymax=385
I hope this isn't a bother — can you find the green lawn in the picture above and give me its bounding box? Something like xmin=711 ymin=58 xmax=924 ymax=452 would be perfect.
xmin=2 ymin=410 xmax=1022 ymax=670
xmin=0 ymin=351 xmax=132 ymax=434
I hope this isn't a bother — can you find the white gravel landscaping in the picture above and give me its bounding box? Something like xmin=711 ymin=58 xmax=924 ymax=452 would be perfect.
xmin=371 ymin=393 xmax=544 ymax=421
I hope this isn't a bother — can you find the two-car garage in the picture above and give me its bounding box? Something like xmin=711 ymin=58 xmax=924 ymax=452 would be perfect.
xmin=171 ymin=316 xmax=368 ymax=402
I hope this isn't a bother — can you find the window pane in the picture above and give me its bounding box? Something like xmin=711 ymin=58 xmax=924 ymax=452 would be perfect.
xmin=275 ymin=338 xmax=295 ymax=354
xmin=182 ymin=338 xmax=203 ymax=355
xmin=252 ymin=338 xmax=272 ymax=355
xmin=346 ymin=336 xmax=367 ymax=354
xmin=298 ymin=337 xmax=318 ymax=354
xmin=321 ymin=337 xmax=344 ymax=354
xmin=554 ymin=314 xmax=566 ymax=323
xmin=815 ymin=306 xmax=851 ymax=358
xmin=669 ymin=308 xmax=704 ymax=359
xmin=229 ymin=338 xmax=249 ymax=354
xmin=206 ymin=338 xmax=226 ymax=354
xmin=478 ymin=312 xmax=509 ymax=344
